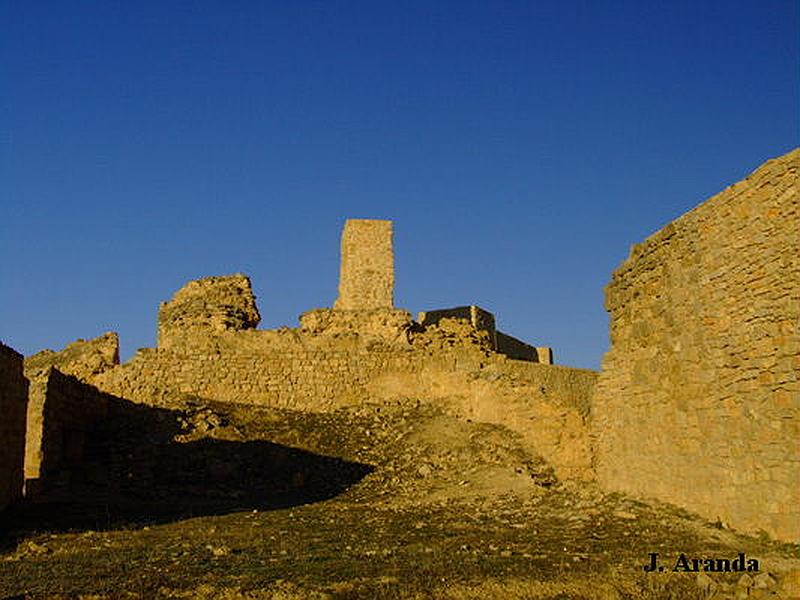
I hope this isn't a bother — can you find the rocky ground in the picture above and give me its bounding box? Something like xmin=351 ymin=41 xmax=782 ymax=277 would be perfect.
xmin=1 ymin=398 xmax=798 ymax=599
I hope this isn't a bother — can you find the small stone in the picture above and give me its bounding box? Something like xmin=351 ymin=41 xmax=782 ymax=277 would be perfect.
xmin=734 ymin=586 xmax=749 ymax=600
xmin=613 ymin=510 xmax=637 ymax=520
xmin=752 ymin=573 xmax=776 ymax=589
xmin=23 ymin=541 xmax=51 ymax=555
xmin=696 ymin=572 xmax=716 ymax=592
xmin=737 ymin=573 xmax=754 ymax=588
xmin=206 ymin=544 xmax=231 ymax=557
xmin=780 ymin=569 xmax=800 ymax=596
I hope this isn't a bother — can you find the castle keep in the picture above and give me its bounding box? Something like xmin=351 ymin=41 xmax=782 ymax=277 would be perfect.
xmin=335 ymin=219 xmax=395 ymax=310
xmin=0 ymin=149 xmax=797 ymax=542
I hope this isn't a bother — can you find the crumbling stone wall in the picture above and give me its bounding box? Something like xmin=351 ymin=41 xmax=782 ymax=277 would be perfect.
xmin=496 ymin=331 xmax=552 ymax=364
xmin=25 ymin=332 xmax=119 ymax=381
xmin=92 ymin=331 xmax=484 ymax=409
xmin=592 ymin=149 xmax=799 ymax=541
xmin=368 ymin=355 xmax=597 ymax=480
xmin=419 ymin=306 xmax=497 ymax=347
xmin=335 ymin=219 xmax=394 ymax=310
xmin=300 ymin=307 xmax=413 ymax=343
xmin=0 ymin=343 xmax=28 ymax=510
xmin=22 ymin=332 xmax=121 ymax=501
xmin=158 ymin=274 xmax=261 ymax=349
xmin=91 ymin=322 xmax=596 ymax=480
xmin=24 ymin=368 xmax=112 ymax=501
xmin=41 ymin=215 xmax=594 ymax=486
xmin=91 ymin=317 xmax=502 ymax=409
xmin=419 ymin=306 xmax=552 ymax=363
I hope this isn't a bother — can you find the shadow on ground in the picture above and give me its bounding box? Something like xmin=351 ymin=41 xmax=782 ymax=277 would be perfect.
xmin=0 ymin=398 xmax=373 ymax=544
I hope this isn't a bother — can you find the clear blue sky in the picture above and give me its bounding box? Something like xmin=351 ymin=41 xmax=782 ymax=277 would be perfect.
xmin=2 ymin=1 xmax=797 ymax=370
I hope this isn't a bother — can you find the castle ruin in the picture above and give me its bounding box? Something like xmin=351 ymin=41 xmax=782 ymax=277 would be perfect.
xmin=335 ymin=219 xmax=395 ymax=310
xmin=0 ymin=149 xmax=797 ymax=542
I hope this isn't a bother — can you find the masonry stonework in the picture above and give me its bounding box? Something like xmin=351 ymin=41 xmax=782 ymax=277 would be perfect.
xmin=335 ymin=219 xmax=394 ymax=310
xmin=158 ymin=274 xmax=261 ymax=349
xmin=418 ymin=306 xmax=497 ymax=347
xmin=419 ymin=306 xmax=552 ymax=364
xmin=23 ymin=368 xmax=111 ymax=501
xmin=25 ymin=332 xmax=120 ymax=382
xmin=0 ymin=343 xmax=28 ymax=510
xmin=12 ymin=163 xmax=797 ymax=545
xmin=90 ymin=318 xmax=596 ymax=480
xmin=300 ymin=307 xmax=413 ymax=342
xmin=591 ymin=149 xmax=800 ymax=541
xmin=56 ymin=219 xmax=590 ymax=483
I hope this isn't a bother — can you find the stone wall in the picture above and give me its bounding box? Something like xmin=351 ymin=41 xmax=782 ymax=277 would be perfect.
xmin=418 ymin=306 xmax=552 ymax=364
xmin=418 ymin=306 xmax=497 ymax=347
xmin=335 ymin=219 xmax=394 ymax=310
xmin=0 ymin=343 xmax=28 ymax=510
xmin=158 ymin=274 xmax=261 ymax=349
xmin=24 ymin=368 xmax=112 ymax=501
xmin=496 ymin=331 xmax=552 ymax=364
xmin=28 ymin=215 xmax=597 ymax=488
xmin=25 ymin=332 xmax=120 ymax=381
xmin=368 ymin=355 xmax=597 ymax=480
xmin=91 ymin=328 xmax=492 ymax=410
xmin=90 ymin=325 xmax=597 ymax=480
xmin=300 ymin=307 xmax=413 ymax=343
xmin=592 ymin=149 xmax=800 ymax=541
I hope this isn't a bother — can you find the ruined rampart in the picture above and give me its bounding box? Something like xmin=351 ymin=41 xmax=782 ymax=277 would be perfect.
xmin=17 ymin=217 xmax=594 ymax=489
xmin=91 ymin=318 xmax=596 ymax=480
xmin=158 ymin=274 xmax=261 ymax=349
xmin=0 ymin=343 xmax=28 ymax=510
xmin=25 ymin=332 xmax=119 ymax=382
xmin=419 ymin=306 xmax=498 ymax=346
xmin=592 ymin=149 xmax=800 ymax=541
xmin=418 ymin=306 xmax=552 ymax=363
xmin=496 ymin=331 xmax=552 ymax=364
xmin=23 ymin=368 xmax=113 ymax=501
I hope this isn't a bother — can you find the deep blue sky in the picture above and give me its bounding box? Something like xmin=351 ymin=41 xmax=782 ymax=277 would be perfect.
xmin=2 ymin=1 xmax=797 ymax=370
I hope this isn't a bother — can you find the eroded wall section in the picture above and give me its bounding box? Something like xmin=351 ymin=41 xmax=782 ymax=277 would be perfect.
xmin=592 ymin=149 xmax=799 ymax=541
xmin=0 ymin=343 xmax=28 ymax=510
xmin=25 ymin=332 xmax=119 ymax=381
xmin=158 ymin=274 xmax=261 ymax=349
xmin=91 ymin=323 xmax=597 ymax=481
xmin=24 ymin=368 xmax=112 ymax=501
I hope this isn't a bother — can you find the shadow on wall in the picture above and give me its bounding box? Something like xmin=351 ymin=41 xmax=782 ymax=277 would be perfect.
xmin=2 ymin=397 xmax=373 ymax=543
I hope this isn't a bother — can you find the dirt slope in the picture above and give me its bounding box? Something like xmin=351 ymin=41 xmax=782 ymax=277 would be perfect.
xmin=1 ymin=397 xmax=798 ymax=599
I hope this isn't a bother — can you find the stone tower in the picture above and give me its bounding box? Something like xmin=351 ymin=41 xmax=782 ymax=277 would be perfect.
xmin=334 ymin=219 xmax=395 ymax=310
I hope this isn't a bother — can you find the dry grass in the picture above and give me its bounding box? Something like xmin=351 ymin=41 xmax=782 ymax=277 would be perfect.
xmin=1 ymin=399 xmax=797 ymax=599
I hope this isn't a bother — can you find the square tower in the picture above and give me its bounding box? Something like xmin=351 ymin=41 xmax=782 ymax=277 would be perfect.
xmin=335 ymin=219 xmax=394 ymax=310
